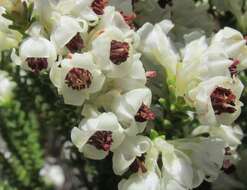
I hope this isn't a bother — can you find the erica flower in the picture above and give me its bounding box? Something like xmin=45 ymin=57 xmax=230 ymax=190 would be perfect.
xmin=50 ymin=53 xmax=105 ymax=106
xmin=91 ymin=26 xmax=136 ymax=78
xmin=137 ymin=20 xmax=179 ymax=80
xmin=50 ymin=15 xmax=88 ymax=53
xmin=211 ymin=27 xmax=247 ymax=71
xmin=110 ymin=88 xmax=154 ymax=135
xmin=0 ymin=71 xmax=16 ymax=105
xmin=192 ymin=125 xmax=243 ymax=148
xmin=71 ymin=112 xmax=124 ymax=160
xmin=118 ymin=172 xmax=160 ymax=190
xmin=112 ymin=135 xmax=151 ymax=175
xmin=11 ymin=24 xmax=56 ymax=73
xmin=188 ymin=76 xmax=243 ymax=126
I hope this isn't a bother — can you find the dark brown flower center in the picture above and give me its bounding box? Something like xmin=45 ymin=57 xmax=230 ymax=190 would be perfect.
xmin=129 ymin=155 xmax=147 ymax=173
xmin=91 ymin=0 xmax=108 ymax=15
xmin=120 ymin=11 xmax=136 ymax=29
xmin=158 ymin=0 xmax=173 ymax=8
xmin=210 ymin=87 xmax=236 ymax=115
xmin=65 ymin=68 xmax=92 ymax=90
xmin=110 ymin=40 xmax=130 ymax=65
xmin=229 ymin=59 xmax=240 ymax=77
xmin=135 ymin=103 xmax=155 ymax=122
xmin=66 ymin=33 xmax=84 ymax=53
xmin=26 ymin=57 xmax=48 ymax=73
xmin=87 ymin=131 xmax=113 ymax=151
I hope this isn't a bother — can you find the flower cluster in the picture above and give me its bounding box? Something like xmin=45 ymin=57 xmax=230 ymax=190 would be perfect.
xmin=1 ymin=0 xmax=247 ymax=189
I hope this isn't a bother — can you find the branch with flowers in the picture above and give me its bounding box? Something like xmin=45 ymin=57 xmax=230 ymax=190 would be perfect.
xmin=0 ymin=0 xmax=247 ymax=190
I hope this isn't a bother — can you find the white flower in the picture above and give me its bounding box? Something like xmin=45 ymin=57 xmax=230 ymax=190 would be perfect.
xmin=50 ymin=15 xmax=88 ymax=53
xmin=176 ymin=35 xmax=233 ymax=96
xmin=11 ymin=24 xmax=56 ymax=73
xmin=137 ymin=20 xmax=179 ymax=80
xmin=188 ymin=76 xmax=244 ymax=125
xmin=50 ymin=53 xmax=105 ymax=106
xmin=192 ymin=125 xmax=243 ymax=148
xmin=71 ymin=112 xmax=124 ymax=160
xmin=118 ymin=172 xmax=160 ymax=190
xmin=113 ymin=53 xmax=147 ymax=92
xmin=0 ymin=7 xmax=22 ymax=52
xmin=110 ymin=88 xmax=154 ymax=135
xmin=0 ymin=71 xmax=16 ymax=105
xmin=91 ymin=26 xmax=136 ymax=78
xmin=154 ymin=138 xmax=194 ymax=189
xmin=154 ymin=137 xmax=225 ymax=189
xmin=211 ymin=27 xmax=247 ymax=71
xmin=112 ymin=135 xmax=151 ymax=175
xmin=172 ymin=138 xmax=225 ymax=187
xmin=40 ymin=163 xmax=65 ymax=188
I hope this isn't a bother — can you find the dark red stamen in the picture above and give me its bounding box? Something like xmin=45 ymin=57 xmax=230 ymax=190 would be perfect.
xmin=87 ymin=131 xmax=113 ymax=151
xmin=129 ymin=155 xmax=147 ymax=173
xmin=65 ymin=68 xmax=92 ymax=90
xmin=91 ymin=0 xmax=108 ymax=15
xmin=26 ymin=57 xmax=48 ymax=73
xmin=229 ymin=59 xmax=240 ymax=77
xmin=66 ymin=33 xmax=84 ymax=53
xmin=120 ymin=11 xmax=136 ymax=29
xmin=135 ymin=103 xmax=155 ymax=122
xmin=110 ymin=40 xmax=130 ymax=65
xmin=210 ymin=87 xmax=236 ymax=115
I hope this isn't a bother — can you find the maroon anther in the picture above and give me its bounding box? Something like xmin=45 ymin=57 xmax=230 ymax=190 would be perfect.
xmin=120 ymin=11 xmax=136 ymax=29
xmin=66 ymin=33 xmax=84 ymax=53
xmin=26 ymin=57 xmax=48 ymax=73
xmin=65 ymin=68 xmax=92 ymax=90
xmin=225 ymin=147 xmax=232 ymax=156
xmin=110 ymin=40 xmax=130 ymax=65
xmin=210 ymin=87 xmax=236 ymax=115
xmin=229 ymin=59 xmax=240 ymax=77
xmin=129 ymin=155 xmax=147 ymax=173
xmin=135 ymin=103 xmax=155 ymax=122
xmin=87 ymin=131 xmax=113 ymax=151
xmin=91 ymin=0 xmax=108 ymax=15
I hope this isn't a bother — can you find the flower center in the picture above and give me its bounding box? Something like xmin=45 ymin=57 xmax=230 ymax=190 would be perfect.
xmin=66 ymin=33 xmax=84 ymax=53
xmin=65 ymin=68 xmax=93 ymax=90
xmin=87 ymin=131 xmax=113 ymax=151
xmin=26 ymin=57 xmax=48 ymax=73
xmin=135 ymin=103 xmax=155 ymax=122
xmin=229 ymin=59 xmax=240 ymax=77
xmin=110 ymin=40 xmax=130 ymax=65
xmin=158 ymin=0 xmax=173 ymax=8
xmin=91 ymin=0 xmax=108 ymax=15
xmin=210 ymin=87 xmax=236 ymax=115
xmin=129 ymin=155 xmax=147 ymax=173
xmin=120 ymin=11 xmax=136 ymax=29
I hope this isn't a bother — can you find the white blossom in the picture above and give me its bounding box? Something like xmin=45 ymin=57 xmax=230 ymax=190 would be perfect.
xmin=50 ymin=53 xmax=105 ymax=106
xmin=0 ymin=71 xmax=16 ymax=105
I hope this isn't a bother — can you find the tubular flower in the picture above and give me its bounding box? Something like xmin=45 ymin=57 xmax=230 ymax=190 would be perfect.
xmin=112 ymin=135 xmax=151 ymax=175
xmin=111 ymin=88 xmax=154 ymax=135
xmin=50 ymin=53 xmax=105 ymax=106
xmin=211 ymin=27 xmax=247 ymax=71
xmin=188 ymin=76 xmax=243 ymax=126
xmin=137 ymin=20 xmax=179 ymax=80
xmin=192 ymin=125 xmax=243 ymax=148
xmin=71 ymin=112 xmax=124 ymax=160
xmin=11 ymin=25 xmax=56 ymax=73
xmin=50 ymin=15 xmax=88 ymax=53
